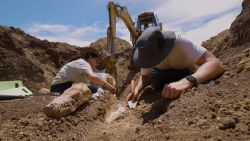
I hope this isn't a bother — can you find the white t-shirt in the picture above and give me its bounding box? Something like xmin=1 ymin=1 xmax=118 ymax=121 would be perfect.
xmin=51 ymin=59 xmax=94 ymax=85
xmin=141 ymin=37 xmax=206 ymax=75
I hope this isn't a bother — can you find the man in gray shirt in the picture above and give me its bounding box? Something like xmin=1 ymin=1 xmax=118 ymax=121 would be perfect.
xmin=127 ymin=27 xmax=224 ymax=102
xmin=50 ymin=47 xmax=116 ymax=94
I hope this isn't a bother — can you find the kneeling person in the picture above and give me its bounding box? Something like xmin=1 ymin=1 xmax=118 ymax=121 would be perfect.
xmin=50 ymin=47 xmax=116 ymax=94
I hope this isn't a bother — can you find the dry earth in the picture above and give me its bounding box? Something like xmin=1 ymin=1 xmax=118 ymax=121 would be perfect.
xmin=0 ymin=0 xmax=250 ymax=140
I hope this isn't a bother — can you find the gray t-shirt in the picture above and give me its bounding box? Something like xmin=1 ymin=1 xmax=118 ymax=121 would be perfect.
xmin=51 ymin=59 xmax=94 ymax=85
xmin=141 ymin=37 xmax=206 ymax=75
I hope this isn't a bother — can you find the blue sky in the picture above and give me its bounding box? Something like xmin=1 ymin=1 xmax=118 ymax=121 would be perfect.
xmin=0 ymin=0 xmax=243 ymax=46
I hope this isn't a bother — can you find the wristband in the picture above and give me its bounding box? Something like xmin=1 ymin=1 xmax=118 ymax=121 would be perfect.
xmin=185 ymin=75 xmax=197 ymax=87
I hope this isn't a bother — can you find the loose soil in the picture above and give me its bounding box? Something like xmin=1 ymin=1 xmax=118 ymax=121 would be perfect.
xmin=0 ymin=0 xmax=250 ymax=140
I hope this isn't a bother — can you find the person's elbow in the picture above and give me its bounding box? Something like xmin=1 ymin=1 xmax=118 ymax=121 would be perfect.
xmin=213 ymin=59 xmax=225 ymax=75
xmin=217 ymin=59 xmax=225 ymax=73
xmin=197 ymin=51 xmax=225 ymax=74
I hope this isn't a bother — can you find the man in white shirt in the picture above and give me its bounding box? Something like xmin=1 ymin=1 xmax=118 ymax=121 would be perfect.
xmin=127 ymin=27 xmax=224 ymax=102
xmin=50 ymin=47 xmax=116 ymax=94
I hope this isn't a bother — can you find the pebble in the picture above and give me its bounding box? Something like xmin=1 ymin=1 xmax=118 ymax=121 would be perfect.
xmin=188 ymin=120 xmax=194 ymax=126
xmin=19 ymin=132 xmax=28 ymax=139
xmin=59 ymin=128 xmax=64 ymax=133
xmin=60 ymin=117 xmax=66 ymax=123
xmin=210 ymin=113 xmax=216 ymax=119
xmin=11 ymin=117 xmax=20 ymax=121
xmin=213 ymin=136 xmax=222 ymax=141
xmin=135 ymin=127 xmax=140 ymax=133
xmin=218 ymin=118 xmax=236 ymax=130
xmin=209 ymin=80 xmax=215 ymax=86
xmin=20 ymin=120 xmax=29 ymax=126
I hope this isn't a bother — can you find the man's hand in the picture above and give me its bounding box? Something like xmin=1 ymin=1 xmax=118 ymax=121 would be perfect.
xmin=126 ymin=92 xmax=140 ymax=103
xmin=126 ymin=85 xmax=154 ymax=102
xmin=126 ymin=73 xmax=152 ymax=103
xmin=126 ymin=86 xmax=141 ymax=103
xmin=162 ymin=78 xmax=193 ymax=98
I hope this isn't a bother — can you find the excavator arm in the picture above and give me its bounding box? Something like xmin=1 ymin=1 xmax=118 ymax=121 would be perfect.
xmin=107 ymin=1 xmax=139 ymax=55
xmin=105 ymin=2 xmax=140 ymax=74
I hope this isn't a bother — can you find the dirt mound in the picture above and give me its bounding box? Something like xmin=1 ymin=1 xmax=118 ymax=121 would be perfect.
xmin=0 ymin=0 xmax=250 ymax=140
xmin=0 ymin=26 xmax=132 ymax=91
xmin=230 ymin=0 xmax=250 ymax=46
xmin=0 ymin=26 xmax=82 ymax=91
xmin=89 ymin=37 xmax=132 ymax=55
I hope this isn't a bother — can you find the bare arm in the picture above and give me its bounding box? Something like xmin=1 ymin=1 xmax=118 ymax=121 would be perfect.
xmin=162 ymin=51 xmax=225 ymax=98
xmin=193 ymin=51 xmax=225 ymax=84
xmin=87 ymin=74 xmax=116 ymax=94
xmin=135 ymin=74 xmax=151 ymax=94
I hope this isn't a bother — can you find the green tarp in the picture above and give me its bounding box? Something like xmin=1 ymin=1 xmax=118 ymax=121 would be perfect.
xmin=0 ymin=81 xmax=32 ymax=100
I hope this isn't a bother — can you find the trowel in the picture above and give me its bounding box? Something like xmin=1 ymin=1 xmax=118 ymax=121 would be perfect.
xmin=127 ymin=80 xmax=138 ymax=109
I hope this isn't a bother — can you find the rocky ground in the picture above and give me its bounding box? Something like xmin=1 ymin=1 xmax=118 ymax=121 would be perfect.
xmin=0 ymin=0 xmax=249 ymax=140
